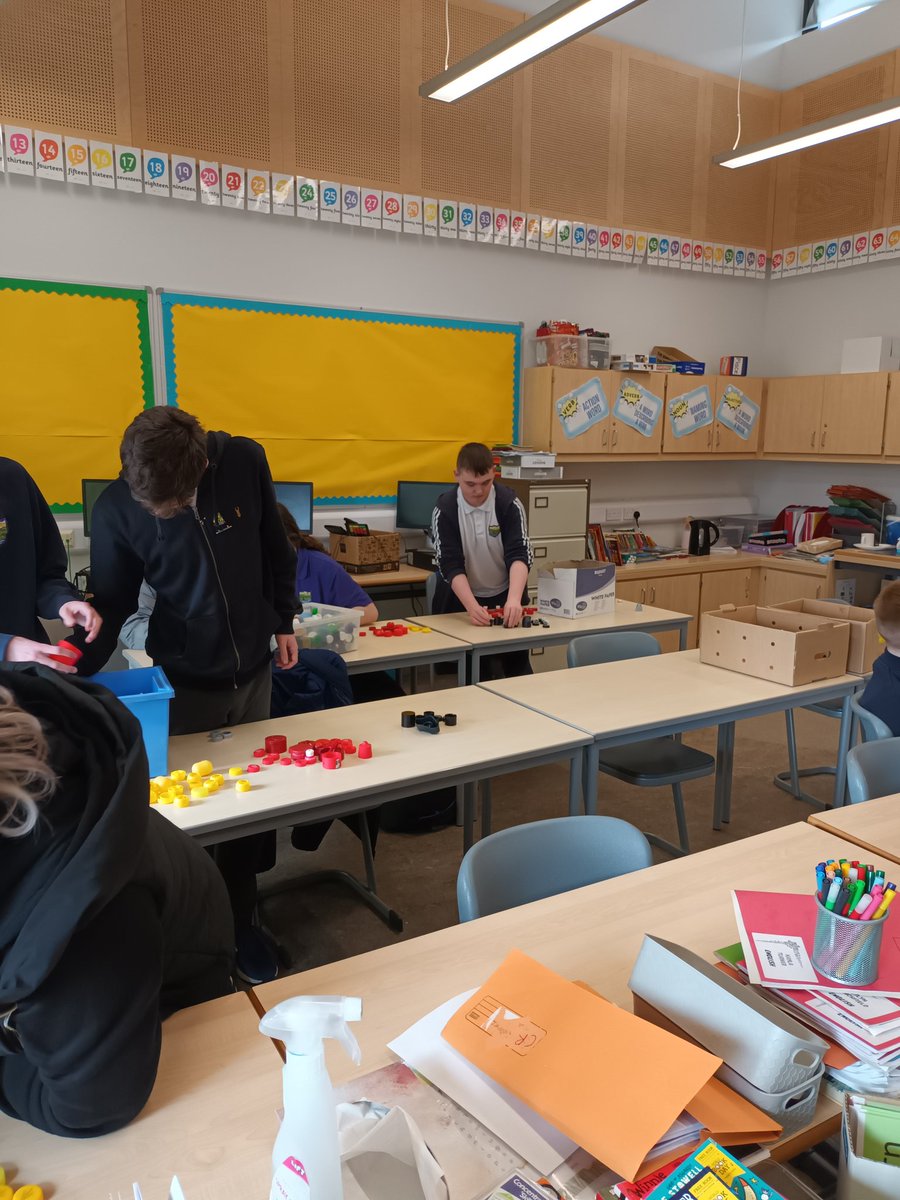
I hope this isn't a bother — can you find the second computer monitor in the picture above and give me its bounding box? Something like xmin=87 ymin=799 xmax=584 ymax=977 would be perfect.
xmin=274 ymin=481 xmax=314 ymax=533
xmin=81 ymin=478 xmax=116 ymax=538
xmin=395 ymin=481 xmax=453 ymax=531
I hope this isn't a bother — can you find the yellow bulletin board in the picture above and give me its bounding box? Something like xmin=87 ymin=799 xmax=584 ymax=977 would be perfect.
xmin=0 ymin=277 xmax=154 ymax=509
xmin=160 ymin=292 xmax=521 ymax=504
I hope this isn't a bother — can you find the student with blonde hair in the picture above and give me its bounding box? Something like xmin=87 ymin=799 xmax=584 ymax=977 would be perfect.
xmin=861 ymin=581 xmax=900 ymax=735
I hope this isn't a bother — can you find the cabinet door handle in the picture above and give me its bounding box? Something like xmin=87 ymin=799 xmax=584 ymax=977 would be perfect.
xmin=816 ymin=585 xmax=822 ymax=599
xmin=744 ymin=576 xmax=750 ymax=599
xmin=821 ymin=428 xmax=827 ymax=447
xmin=640 ymin=587 xmax=646 ymax=604
xmin=601 ymin=427 xmax=609 ymax=447
xmin=649 ymin=586 xmax=656 ymax=604
xmin=810 ymin=430 xmax=816 ymax=448
xmin=707 ymin=427 xmax=713 ymax=449
xmin=612 ymin=426 xmax=618 ymax=447
xmin=715 ymin=426 xmax=721 ymax=448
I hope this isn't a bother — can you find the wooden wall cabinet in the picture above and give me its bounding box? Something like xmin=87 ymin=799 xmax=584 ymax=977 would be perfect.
xmin=819 ymin=373 xmax=888 ymax=456
xmin=616 ymin=573 xmax=701 ymax=652
xmin=522 ymin=368 xmax=664 ymax=456
xmin=698 ymin=567 xmax=758 ymax=615
xmin=883 ymin=373 xmax=900 ymax=457
xmin=758 ymin=568 xmax=825 ymax=606
xmin=606 ymin=372 xmax=665 ymax=455
xmin=762 ymin=376 xmax=824 ymax=455
xmin=662 ymin=375 xmax=764 ymax=455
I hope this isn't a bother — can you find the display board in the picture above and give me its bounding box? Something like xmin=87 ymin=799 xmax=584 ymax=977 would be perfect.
xmin=160 ymin=291 xmax=520 ymax=504
xmin=0 ymin=277 xmax=154 ymax=509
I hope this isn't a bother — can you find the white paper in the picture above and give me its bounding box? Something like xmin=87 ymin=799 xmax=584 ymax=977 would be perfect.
xmin=509 ymin=212 xmax=526 ymax=248
xmin=143 ymin=150 xmax=170 ymax=196
xmin=221 ymin=165 xmax=245 ymax=208
xmin=361 ymin=187 xmax=382 ymax=229
xmin=458 ymin=203 xmax=476 ymax=241
xmin=64 ymin=136 xmax=90 ymax=184
xmin=339 ymin=1104 xmax=448 ymax=1200
xmin=540 ymin=217 xmax=557 ymax=253
xmin=525 ymin=215 xmax=541 ymax=251
xmin=320 ymin=181 xmax=341 ymax=222
xmin=493 ymin=209 xmax=510 ymax=246
xmin=272 ymin=173 xmax=295 ymax=215
xmin=388 ymin=991 xmax=575 ymax=1175
xmin=571 ymin=222 xmax=587 ymax=258
xmin=751 ymin=931 xmax=817 ymax=983
xmin=476 ymin=204 xmax=493 ymax=243
xmin=853 ymin=232 xmax=870 ymax=263
xmin=423 ymin=198 xmax=438 ymax=237
xmin=342 ymin=184 xmax=362 ymax=225
xmin=198 ymin=161 xmax=221 ymax=206
xmin=5 ymin=127 xmax=34 ymax=174
xmin=403 ymin=195 xmax=423 ymax=234
xmin=115 ymin=145 xmax=143 ymax=192
xmin=438 ymin=200 xmax=457 ymax=238
xmin=171 ymin=156 xmax=197 ymax=201
xmin=382 ymin=192 xmax=402 ymax=232
xmin=89 ymin=141 xmax=115 ymax=188
xmin=248 ymin=170 xmax=271 ymax=214
xmin=35 ymin=131 xmax=64 ymax=180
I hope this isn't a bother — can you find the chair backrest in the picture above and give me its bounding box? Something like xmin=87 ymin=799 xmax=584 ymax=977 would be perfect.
xmin=425 ymin=571 xmax=438 ymax=615
xmin=851 ymin=695 xmax=894 ymax=743
xmin=847 ymin=737 xmax=900 ymax=804
xmin=567 ymin=630 xmax=661 ymax=669
xmin=457 ymin=815 xmax=653 ymax=921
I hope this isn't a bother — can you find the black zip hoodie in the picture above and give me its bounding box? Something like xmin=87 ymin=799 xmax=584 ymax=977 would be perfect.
xmin=74 ymin=431 xmax=297 ymax=687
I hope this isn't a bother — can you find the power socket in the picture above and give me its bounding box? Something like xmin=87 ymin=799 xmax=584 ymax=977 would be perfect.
xmin=605 ymin=506 xmax=624 ymax=523
xmin=60 ymin=529 xmax=75 ymax=549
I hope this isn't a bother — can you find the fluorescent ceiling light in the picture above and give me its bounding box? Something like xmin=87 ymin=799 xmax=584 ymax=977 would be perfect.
xmin=715 ymin=95 xmax=900 ymax=168
xmin=420 ymin=0 xmax=648 ymax=103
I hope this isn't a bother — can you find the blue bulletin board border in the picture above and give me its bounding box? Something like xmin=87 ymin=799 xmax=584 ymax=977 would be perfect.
xmin=160 ymin=291 xmax=522 ymax=507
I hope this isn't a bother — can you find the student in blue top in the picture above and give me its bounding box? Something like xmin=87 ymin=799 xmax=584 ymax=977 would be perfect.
xmin=861 ymin=582 xmax=900 ymax=735
xmin=279 ymin=505 xmax=378 ymax=626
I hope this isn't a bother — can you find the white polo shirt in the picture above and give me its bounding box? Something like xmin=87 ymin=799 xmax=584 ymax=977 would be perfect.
xmin=457 ymin=485 xmax=508 ymax=598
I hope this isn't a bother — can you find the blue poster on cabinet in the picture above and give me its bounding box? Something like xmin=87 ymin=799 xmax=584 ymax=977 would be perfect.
xmin=613 ymin=377 xmax=662 ymax=438
xmin=555 ymin=376 xmax=608 ymax=439
xmin=716 ymin=384 xmax=760 ymax=441
xmin=667 ymin=384 xmax=713 ymax=438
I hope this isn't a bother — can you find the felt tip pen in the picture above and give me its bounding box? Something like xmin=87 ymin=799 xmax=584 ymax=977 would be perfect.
xmin=850 ymin=893 xmax=872 ymax=920
xmin=846 ymin=879 xmax=866 ymax=916
xmin=825 ymin=879 xmax=842 ymax=911
xmin=873 ymin=889 xmax=898 ymax=921
xmin=859 ymin=889 xmax=884 ymax=921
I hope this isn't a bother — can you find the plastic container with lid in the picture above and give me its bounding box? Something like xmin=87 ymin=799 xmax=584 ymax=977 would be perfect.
xmin=292 ymin=603 xmax=361 ymax=655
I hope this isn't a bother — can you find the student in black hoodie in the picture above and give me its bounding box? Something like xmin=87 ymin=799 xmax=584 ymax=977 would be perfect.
xmin=0 ymin=665 xmax=234 ymax=1137
xmin=73 ymin=407 xmax=298 ymax=983
xmin=0 ymin=457 xmax=101 ymax=671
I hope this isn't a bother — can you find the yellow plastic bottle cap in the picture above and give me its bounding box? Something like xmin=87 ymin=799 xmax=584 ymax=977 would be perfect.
xmin=159 ymin=793 xmax=174 ymax=804
xmin=235 ymin=779 xmax=251 ymax=793
xmin=0 ymin=1165 xmax=6 ymax=1185
xmin=173 ymin=783 xmax=184 ymax=793
xmin=171 ymin=768 xmax=187 ymax=781
xmin=210 ymin=773 xmax=225 ymax=786
xmin=187 ymin=773 xmax=201 ymax=786
xmin=191 ymin=785 xmax=209 ymax=799
xmin=228 ymin=765 xmax=243 ymax=776
xmin=14 ymin=1187 xmax=45 ymax=1200
xmin=205 ymin=781 xmax=219 ymax=793
xmin=192 ymin=759 xmax=214 ymax=777
xmin=175 ymin=795 xmax=190 ymax=808
xmin=152 ymin=775 xmax=172 ymax=788
xmin=0 ymin=1187 xmax=13 ymax=1200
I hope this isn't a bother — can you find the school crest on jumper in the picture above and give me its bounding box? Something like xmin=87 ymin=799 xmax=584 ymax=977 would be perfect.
xmin=0 ymin=517 xmax=7 ymax=546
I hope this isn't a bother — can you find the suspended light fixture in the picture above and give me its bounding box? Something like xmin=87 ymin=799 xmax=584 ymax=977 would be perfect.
xmin=420 ymin=0 xmax=649 ymax=103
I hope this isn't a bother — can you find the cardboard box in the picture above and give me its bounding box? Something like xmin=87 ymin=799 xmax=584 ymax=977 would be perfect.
xmin=329 ymin=529 xmax=400 ymax=574
xmin=841 ymin=335 xmax=898 ymax=373
xmin=699 ymin=604 xmax=850 ymax=685
xmin=838 ymin=1094 xmax=900 ymax=1199
xmin=719 ymin=355 xmax=749 ymax=376
xmin=769 ymin=598 xmax=879 ymax=674
xmin=537 ymin=561 xmax=615 ymax=619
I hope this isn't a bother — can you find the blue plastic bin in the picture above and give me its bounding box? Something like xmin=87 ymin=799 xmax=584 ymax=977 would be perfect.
xmin=89 ymin=666 xmax=174 ymax=776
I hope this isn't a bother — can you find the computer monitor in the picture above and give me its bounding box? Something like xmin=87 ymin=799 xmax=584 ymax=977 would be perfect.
xmin=274 ymin=481 xmax=314 ymax=534
xmin=395 ymin=481 xmax=453 ymax=531
xmin=81 ymin=478 xmax=115 ymax=538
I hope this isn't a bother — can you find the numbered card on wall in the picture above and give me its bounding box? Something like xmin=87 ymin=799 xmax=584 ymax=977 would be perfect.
xmin=115 ymin=146 xmax=143 ymax=192
xmin=717 ymin=384 xmax=760 ymax=440
xmin=646 ymin=235 xmax=660 ymax=266
xmin=823 ymin=239 xmax=837 ymax=270
xmin=143 ymin=150 xmax=170 ymax=196
xmin=493 ymin=209 xmax=510 ymax=245
xmin=795 ymin=245 xmax=811 ymax=274
xmin=198 ymin=161 xmax=221 ymax=205
xmin=423 ymin=198 xmax=438 ymax=236
xmin=597 ymin=228 xmax=611 ymax=260
xmin=341 ymin=184 xmax=361 ymax=225
xmin=5 ymin=127 xmax=34 ymax=174
xmin=272 ymin=174 xmax=294 ymax=215
xmin=0 ymin=126 xmax=4 ymax=172
xmin=746 ymin=249 xmax=757 ymax=277
xmin=247 ymin=170 xmax=271 ymax=214
xmin=556 ymin=377 xmax=609 ymax=439
xmin=458 ymin=203 xmax=476 ymax=241
xmin=666 ymin=237 xmax=680 ymax=268
xmin=476 ymin=205 xmax=492 ymax=243
xmin=64 ymin=136 xmax=90 ymax=184
xmin=702 ymin=242 xmax=714 ymax=272
xmin=635 ymin=232 xmax=648 ymax=263
xmin=361 ymin=188 xmax=382 ymax=229
xmin=836 ymin=236 xmax=852 ymax=267
xmin=540 ymin=217 xmax=557 ymax=253
xmin=510 ymin=211 xmax=526 ymax=248
xmin=556 ymin=219 xmax=572 ymax=255
xmin=525 ymin=214 xmax=541 ymax=251
xmin=382 ymin=192 xmax=402 ymax=231
xmin=769 ymin=250 xmax=783 ymax=280
xmin=691 ymin=241 xmax=704 ymax=271
xmin=220 ymin=166 xmax=245 ymax=208
xmin=733 ymin=247 xmax=748 ymax=276
xmin=35 ymin=131 xmax=64 ymax=180
xmin=722 ymin=245 xmax=735 ymax=275
xmin=679 ymin=239 xmax=692 ymax=270
xmin=667 ymin=384 xmax=713 ymax=439
xmin=89 ymin=140 xmax=115 ymax=188
xmin=782 ymin=247 xmax=798 ymax=275
xmin=571 ymin=222 xmax=587 ymax=257
xmin=623 ymin=230 xmax=636 ymax=262
xmin=438 ymin=200 xmax=457 ymax=238
xmin=171 ymin=156 xmax=197 ymax=201
xmin=610 ymin=229 xmax=623 ymax=261
xmin=853 ymin=232 xmax=870 ymax=264
xmin=586 ymin=225 xmax=599 ymax=259
xmin=870 ymin=228 xmax=887 ymax=258
xmin=712 ymin=244 xmax=724 ymax=274
xmin=614 ymin=377 xmax=662 ymax=438
xmin=402 ymin=195 xmax=423 ymax=234
xmin=811 ymin=241 xmax=826 ymax=272
xmin=319 ymin=181 xmax=340 ymax=222
xmin=295 ymin=177 xmax=317 ymax=219
xmin=888 ymin=227 xmax=900 ymax=257
xmin=756 ymin=249 xmax=768 ymax=278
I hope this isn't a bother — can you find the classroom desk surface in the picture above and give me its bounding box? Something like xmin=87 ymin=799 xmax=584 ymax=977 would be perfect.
xmin=356 ymin=563 xmax=433 ymax=589
xmin=808 ymin=793 xmax=900 ymax=865
xmin=161 ymin=687 xmax=589 ymax=849
xmin=831 ymin=547 xmax=900 ymax=572
xmin=255 ymin=822 xmax=858 ymax=1162
xmin=478 ymin=650 xmax=860 ymax=822
xmin=424 ymin=599 xmax=692 ymax=681
xmin=6 ymin=990 xmax=277 ymax=1200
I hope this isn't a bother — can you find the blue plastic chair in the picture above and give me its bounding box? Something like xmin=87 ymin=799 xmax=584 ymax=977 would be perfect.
xmin=457 ymin=814 xmax=652 ymax=921
xmin=847 ymin=738 xmax=900 ymax=804
xmin=851 ymin=695 xmax=893 ymax=743
xmin=566 ymin=631 xmax=714 ymax=856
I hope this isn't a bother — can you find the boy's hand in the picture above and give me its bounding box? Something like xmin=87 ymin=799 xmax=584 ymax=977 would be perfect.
xmin=4 ymin=636 xmax=79 ymax=673
xmin=59 ymin=599 xmax=102 ymax=642
xmin=274 ymin=634 xmax=299 ymax=669
xmin=467 ymin=604 xmax=492 ymax=627
xmin=503 ymin=599 xmax=523 ymax=628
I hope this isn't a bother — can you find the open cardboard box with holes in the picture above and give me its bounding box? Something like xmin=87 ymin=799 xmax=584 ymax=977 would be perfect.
xmin=699 ymin=604 xmax=851 ymax=686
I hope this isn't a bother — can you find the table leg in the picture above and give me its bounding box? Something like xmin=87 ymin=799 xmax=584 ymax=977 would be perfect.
xmin=568 ymin=749 xmax=583 ymax=817
xmin=678 ymin=623 xmax=688 ymax=651
xmin=713 ymin=722 xmax=735 ymax=830
xmin=469 ymin=650 xmax=482 ymax=685
xmin=463 ymin=781 xmax=477 ymax=852
xmin=583 ymin=744 xmax=600 ymax=815
xmin=481 ymin=779 xmax=492 ymax=837
xmin=457 ymin=654 xmax=466 ymax=687
xmin=833 ymin=693 xmax=853 ymax=809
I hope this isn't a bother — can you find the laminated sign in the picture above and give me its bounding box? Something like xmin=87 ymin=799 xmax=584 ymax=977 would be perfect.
xmin=717 ymin=384 xmax=760 ymax=441
xmin=668 ymin=385 xmax=713 ymax=438
xmin=614 ymin=378 xmax=662 ymax=437
xmin=555 ymin=377 xmax=608 ymax=439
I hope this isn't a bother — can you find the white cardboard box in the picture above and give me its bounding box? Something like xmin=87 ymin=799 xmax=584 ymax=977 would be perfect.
xmin=841 ymin=336 xmax=899 ymax=373
xmin=537 ymin=561 xmax=615 ymax=619
xmin=838 ymin=1094 xmax=900 ymax=1199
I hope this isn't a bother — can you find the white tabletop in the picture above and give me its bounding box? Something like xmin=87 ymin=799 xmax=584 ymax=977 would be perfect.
xmin=479 ymin=649 xmax=859 ymax=740
xmin=159 ymin=687 xmax=590 ymax=842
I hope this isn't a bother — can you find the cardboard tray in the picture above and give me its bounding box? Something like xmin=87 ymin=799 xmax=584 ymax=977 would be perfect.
xmin=628 ymin=935 xmax=827 ymax=1093
xmin=768 ymin=597 xmax=879 ymax=675
xmin=699 ymin=603 xmax=850 ymax=686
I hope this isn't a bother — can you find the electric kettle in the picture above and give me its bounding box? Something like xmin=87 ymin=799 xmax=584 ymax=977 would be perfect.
xmin=688 ymin=518 xmax=719 ymax=556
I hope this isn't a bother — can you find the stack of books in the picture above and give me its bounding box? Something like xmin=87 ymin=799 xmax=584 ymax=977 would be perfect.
xmin=742 ymin=529 xmax=792 ymax=555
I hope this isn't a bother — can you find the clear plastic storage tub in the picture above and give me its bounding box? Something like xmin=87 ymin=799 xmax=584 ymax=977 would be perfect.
xmin=293 ymin=604 xmax=361 ymax=655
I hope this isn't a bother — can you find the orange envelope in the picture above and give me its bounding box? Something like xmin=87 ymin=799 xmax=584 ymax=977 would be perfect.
xmin=441 ymin=949 xmax=722 ymax=1182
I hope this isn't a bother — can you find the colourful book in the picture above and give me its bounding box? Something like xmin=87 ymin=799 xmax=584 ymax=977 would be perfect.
xmin=612 ymin=1151 xmax=692 ymax=1198
xmin=645 ymin=1140 xmax=786 ymax=1200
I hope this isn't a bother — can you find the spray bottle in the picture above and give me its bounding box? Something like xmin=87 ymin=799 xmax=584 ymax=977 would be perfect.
xmin=260 ymin=995 xmax=363 ymax=1200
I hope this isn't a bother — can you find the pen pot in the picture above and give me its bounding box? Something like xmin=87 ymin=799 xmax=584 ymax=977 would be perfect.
xmin=811 ymin=903 xmax=888 ymax=986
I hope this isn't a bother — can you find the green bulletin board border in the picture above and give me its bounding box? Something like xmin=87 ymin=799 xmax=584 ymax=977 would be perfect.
xmin=0 ymin=276 xmax=155 ymax=512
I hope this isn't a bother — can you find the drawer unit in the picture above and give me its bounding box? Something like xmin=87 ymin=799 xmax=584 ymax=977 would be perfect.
xmin=504 ymin=478 xmax=590 ymax=539
xmin=529 ymin=535 xmax=588 ymax=584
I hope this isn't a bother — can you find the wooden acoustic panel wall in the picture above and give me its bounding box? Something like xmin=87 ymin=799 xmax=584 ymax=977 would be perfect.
xmin=418 ymin=0 xmax=524 ymax=207
xmin=0 ymin=0 xmax=130 ymax=138
xmin=523 ymin=37 xmax=618 ymax=224
xmin=126 ymin=0 xmax=278 ymax=166
xmin=706 ymin=81 xmax=777 ymax=248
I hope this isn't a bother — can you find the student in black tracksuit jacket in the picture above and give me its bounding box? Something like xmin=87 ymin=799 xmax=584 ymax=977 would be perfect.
xmin=72 ymin=408 xmax=298 ymax=984
xmin=431 ymin=442 xmax=534 ymax=680
xmin=0 ymin=665 xmax=233 ymax=1137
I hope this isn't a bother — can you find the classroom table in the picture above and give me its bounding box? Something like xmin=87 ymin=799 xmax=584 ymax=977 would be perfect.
xmin=4 ymin=990 xmax=277 ymax=1200
xmin=253 ymin=822 xmax=860 ymax=1165
xmin=478 ymin=650 xmax=861 ymax=827
xmin=808 ymin=793 xmax=900 ymax=866
xmin=424 ymin=598 xmax=692 ymax=683
xmin=354 ymin=563 xmax=433 ymax=609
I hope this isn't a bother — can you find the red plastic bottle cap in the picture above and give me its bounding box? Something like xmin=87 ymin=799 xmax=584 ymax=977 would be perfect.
xmin=314 ymin=739 xmax=330 ymax=750
xmin=341 ymin=739 xmax=355 ymax=753
xmin=47 ymin=639 xmax=83 ymax=664
xmin=304 ymin=748 xmax=317 ymax=759
xmin=253 ymin=748 xmax=266 ymax=758
xmin=279 ymin=757 xmax=292 ymax=765
xmin=247 ymin=763 xmax=261 ymax=773
xmin=396 ymin=627 xmax=408 ymax=636
xmin=294 ymin=757 xmax=310 ymax=767
xmin=262 ymin=754 xmax=278 ymax=765
xmin=358 ymin=741 xmax=373 ymax=759
xmin=359 ymin=631 xmax=366 ymax=636
xmin=265 ymin=735 xmax=287 ymax=754
xmin=320 ymin=752 xmax=341 ymax=770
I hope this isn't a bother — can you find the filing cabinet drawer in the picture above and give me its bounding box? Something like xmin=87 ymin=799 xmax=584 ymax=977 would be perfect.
xmin=526 ymin=486 xmax=590 ymax=537
xmin=529 ymin=536 xmax=587 ymax=584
